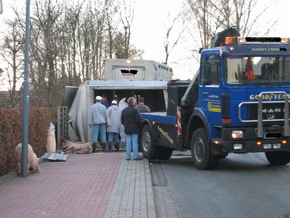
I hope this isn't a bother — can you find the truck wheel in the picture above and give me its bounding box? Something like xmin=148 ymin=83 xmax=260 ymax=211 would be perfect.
xmin=141 ymin=125 xmax=159 ymax=160
xmin=191 ymin=128 xmax=219 ymax=170
xmin=265 ymin=151 xmax=290 ymax=165
xmin=157 ymin=147 xmax=173 ymax=160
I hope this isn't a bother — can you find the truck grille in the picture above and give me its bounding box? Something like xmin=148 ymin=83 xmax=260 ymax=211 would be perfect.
xmin=239 ymin=101 xmax=290 ymax=122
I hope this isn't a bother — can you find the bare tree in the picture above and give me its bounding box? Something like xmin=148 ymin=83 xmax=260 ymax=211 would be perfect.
xmin=0 ymin=0 xmax=144 ymax=108
xmin=183 ymin=0 xmax=279 ymax=69
xmin=30 ymin=0 xmax=63 ymax=107
xmin=0 ymin=0 xmax=3 ymax=14
xmin=63 ymin=2 xmax=83 ymax=84
xmin=0 ymin=13 xmax=24 ymax=107
xmin=185 ymin=0 xmax=278 ymax=52
xmin=210 ymin=0 xmax=278 ymax=36
xmin=114 ymin=31 xmax=143 ymax=59
xmin=119 ymin=0 xmax=135 ymax=59
xmin=186 ymin=0 xmax=217 ymax=50
xmin=103 ymin=0 xmax=119 ymax=59
xmin=88 ymin=1 xmax=107 ymax=80
xmin=163 ymin=12 xmax=185 ymax=65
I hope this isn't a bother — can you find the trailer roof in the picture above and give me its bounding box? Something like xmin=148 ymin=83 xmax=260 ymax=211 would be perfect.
xmin=84 ymin=80 xmax=168 ymax=90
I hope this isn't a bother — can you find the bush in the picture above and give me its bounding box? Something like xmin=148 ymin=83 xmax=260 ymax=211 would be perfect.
xmin=0 ymin=108 xmax=56 ymax=176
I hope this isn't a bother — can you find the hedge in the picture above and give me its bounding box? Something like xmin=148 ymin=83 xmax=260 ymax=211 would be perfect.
xmin=0 ymin=108 xmax=57 ymax=176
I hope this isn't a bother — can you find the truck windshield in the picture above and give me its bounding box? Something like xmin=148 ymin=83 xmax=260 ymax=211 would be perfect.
xmin=224 ymin=56 xmax=290 ymax=85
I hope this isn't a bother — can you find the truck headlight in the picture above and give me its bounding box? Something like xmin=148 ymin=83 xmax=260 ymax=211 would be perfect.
xmin=232 ymin=130 xmax=244 ymax=139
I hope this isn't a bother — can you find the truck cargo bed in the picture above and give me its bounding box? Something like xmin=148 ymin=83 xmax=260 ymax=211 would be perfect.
xmin=140 ymin=112 xmax=176 ymax=124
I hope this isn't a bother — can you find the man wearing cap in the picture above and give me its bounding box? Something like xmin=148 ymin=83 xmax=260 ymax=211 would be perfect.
xmin=107 ymin=100 xmax=122 ymax=151
xmin=89 ymin=95 xmax=110 ymax=152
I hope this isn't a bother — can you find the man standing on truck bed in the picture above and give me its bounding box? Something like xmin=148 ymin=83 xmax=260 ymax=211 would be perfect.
xmin=121 ymin=97 xmax=143 ymax=160
xmin=136 ymin=97 xmax=150 ymax=113
xmin=90 ymin=96 xmax=110 ymax=152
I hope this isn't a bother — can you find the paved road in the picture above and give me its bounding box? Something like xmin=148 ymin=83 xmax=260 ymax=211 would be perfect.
xmin=156 ymin=152 xmax=290 ymax=218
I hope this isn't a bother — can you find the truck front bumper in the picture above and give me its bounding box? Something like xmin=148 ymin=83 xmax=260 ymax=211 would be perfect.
xmin=219 ymin=127 xmax=290 ymax=153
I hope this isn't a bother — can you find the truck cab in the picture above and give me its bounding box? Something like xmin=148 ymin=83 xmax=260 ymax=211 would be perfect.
xmin=139 ymin=28 xmax=290 ymax=170
xmin=190 ymin=35 xmax=290 ymax=169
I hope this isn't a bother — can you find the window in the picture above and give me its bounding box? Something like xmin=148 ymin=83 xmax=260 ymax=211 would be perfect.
xmin=225 ymin=56 xmax=290 ymax=85
xmin=201 ymin=54 xmax=220 ymax=85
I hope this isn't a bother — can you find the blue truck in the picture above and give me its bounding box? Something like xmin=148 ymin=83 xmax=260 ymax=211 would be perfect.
xmin=139 ymin=27 xmax=290 ymax=169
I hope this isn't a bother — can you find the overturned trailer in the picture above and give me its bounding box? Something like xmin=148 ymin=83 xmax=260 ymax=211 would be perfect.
xmin=65 ymin=80 xmax=169 ymax=142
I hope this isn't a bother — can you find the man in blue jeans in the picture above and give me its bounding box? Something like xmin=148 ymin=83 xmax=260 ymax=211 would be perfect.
xmin=89 ymin=95 xmax=110 ymax=152
xmin=121 ymin=97 xmax=143 ymax=160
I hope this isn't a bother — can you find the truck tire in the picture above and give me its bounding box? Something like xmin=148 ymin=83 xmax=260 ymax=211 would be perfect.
xmin=191 ymin=128 xmax=219 ymax=170
xmin=157 ymin=147 xmax=173 ymax=160
xmin=265 ymin=151 xmax=290 ymax=165
xmin=141 ymin=125 xmax=160 ymax=160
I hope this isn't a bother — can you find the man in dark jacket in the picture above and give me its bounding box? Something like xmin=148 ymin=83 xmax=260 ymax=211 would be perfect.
xmin=136 ymin=97 xmax=150 ymax=113
xmin=121 ymin=97 xmax=143 ymax=160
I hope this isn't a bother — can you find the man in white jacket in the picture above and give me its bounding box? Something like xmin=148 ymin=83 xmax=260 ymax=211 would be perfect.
xmin=107 ymin=100 xmax=122 ymax=151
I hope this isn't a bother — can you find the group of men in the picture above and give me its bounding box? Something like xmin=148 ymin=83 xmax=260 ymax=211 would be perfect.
xmin=89 ymin=95 xmax=150 ymax=160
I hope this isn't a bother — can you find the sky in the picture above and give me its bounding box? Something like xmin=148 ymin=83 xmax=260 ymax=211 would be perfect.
xmin=132 ymin=0 xmax=290 ymax=79
xmin=1 ymin=0 xmax=290 ymax=84
xmin=132 ymin=0 xmax=196 ymax=79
